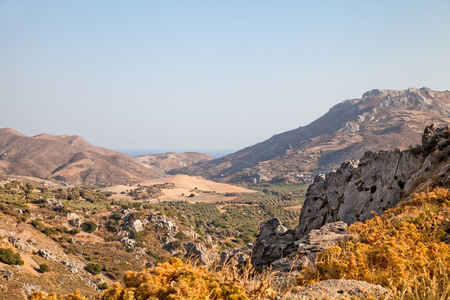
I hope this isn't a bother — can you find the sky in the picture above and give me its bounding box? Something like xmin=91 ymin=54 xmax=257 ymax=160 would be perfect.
xmin=1 ymin=1 xmax=449 ymax=157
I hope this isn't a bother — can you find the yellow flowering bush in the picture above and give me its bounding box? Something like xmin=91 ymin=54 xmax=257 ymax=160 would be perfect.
xmin=101 ymin=258 xmax=248 ymax=300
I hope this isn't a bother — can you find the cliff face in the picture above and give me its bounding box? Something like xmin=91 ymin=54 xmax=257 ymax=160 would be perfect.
xmin=252 ymin=124 xmax=450 ymax=266
xmin=297 ymin=124 xmax=450 ymax=236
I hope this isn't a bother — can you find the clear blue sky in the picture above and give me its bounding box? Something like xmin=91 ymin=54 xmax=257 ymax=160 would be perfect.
xmin=1 ymin=1 xmax=449 ymax=156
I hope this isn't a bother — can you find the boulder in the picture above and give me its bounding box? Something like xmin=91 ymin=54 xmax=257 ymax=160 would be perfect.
xmin=251 ymin=218 xmax=296 ymax=267
xmin=220 ymin=247 xmax=251 ymax=266
xmin=184 ymin=242 xmax=218 ymax=266
xmin=148 ymin=212 xmax=178 ymax=232
xmin=284 ymin=279 xmax=391 ymax=300
xmin=295 ymin=221 xmax=350 ymax=261
xmin=129 ymin=219 xmax=144 ymax=232
xmin=9 ymin=236 xmax=35 ymax=253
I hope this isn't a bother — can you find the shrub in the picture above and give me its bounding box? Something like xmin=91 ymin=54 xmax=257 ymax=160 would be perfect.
xmin=86 ymin=263 xmax=102 ymax=275
xmin=69 ymin=228 xmax=81 ymax=235
xmin=31 ymin=219 xmax=44 ymax=231
xmin=0 ymin=248 xmax=24 ymax=265
xmin=39 ymin=263 xmax=50 ymax=273
xmin=98 ymin=282 xmax=109 ymax=290
xmin=42 ymin=227 xmax=57 ymax=235
xmin=100 ymin=258 xmax=248 ymax=299
xmin=82 ymin=221 xmax=97 ymax=233
xmin=189 ymin=193 xmax=196 ymax=197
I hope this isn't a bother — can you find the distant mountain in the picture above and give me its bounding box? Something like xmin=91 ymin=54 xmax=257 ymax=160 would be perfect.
xmin=133 ymin=152 xmax=213 ymax=174
xmin=0 ymin=129 xmax=160 ymax=186
xmin=172 ymin=87 xmax=450 ymax=183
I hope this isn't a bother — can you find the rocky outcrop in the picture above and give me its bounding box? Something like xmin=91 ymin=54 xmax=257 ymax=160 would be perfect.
xmin=253 ymin=221 xmax=350 ymax=268
xmin=298 ymin=124 xmax=449 ymax=236
xmin=220 ymin=247 xmax=252 ymax=266
xmin=148 ymin=212 xmax=179 ymax=232
xmin=184 ymin=242 xmax=219 ymax=266
xmin=296 ymin=221 xmax=350 ymax=261
xmin=284 ymin=279 xmax=391 ymax=300
xmin=251 ymin=218 xmax=297 ymax=267
xmin=253 ymin=125 xmax=450 ymax=267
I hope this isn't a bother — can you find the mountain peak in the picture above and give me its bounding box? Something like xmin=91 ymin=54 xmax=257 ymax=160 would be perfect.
xmin=0 ymin=128 xmax=27 ymax=137
xmin=172 ymin=88 xmax=450 ymax=184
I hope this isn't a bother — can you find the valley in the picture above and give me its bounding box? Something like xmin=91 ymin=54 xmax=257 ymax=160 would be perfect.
xmin=0 ymin=88 xmax=448 ymax=299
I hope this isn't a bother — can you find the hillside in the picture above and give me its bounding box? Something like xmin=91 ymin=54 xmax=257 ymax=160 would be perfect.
xmin=0 ymin=128 xmax=160 ymax=186
xmin=17 ymin=124 xmax=450 ymax=300
xmin=173 ymin=87 xmax=450 ymax=183
xmin=133 ymin=152 xmax=213 ymax=174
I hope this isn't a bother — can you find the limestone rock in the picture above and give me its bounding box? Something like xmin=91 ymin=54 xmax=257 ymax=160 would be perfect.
xmin=61 ymin=259 xmax=84 ymax=274
xmin=67 ymin=212 xmax=82 ymax=228
xmin=34 ymin=248 xmax=59 ymax=262
xmin=45 ymin=198 xmax=64 ymax=211
xmin=284 ymin=279 xmax=391 ymax=299
xmin=295 ymin=221 xmax=350 ymax=262
xmin=184 ymin=242 xmax=218 ymax=266
xmin=9 ymin=236 xmax=35 ymax=253
xmin=129 ymin=219 xmax=144 ymax=232
xmin=148 ymin=212 xmax=178 ymax=232
xmin=183 ymin=229 xmax=199 ymax=240
xmin=251 ymin=218 xmax=296 ymax=267
xmin=220 ymin=247 xmax=252 ymax=266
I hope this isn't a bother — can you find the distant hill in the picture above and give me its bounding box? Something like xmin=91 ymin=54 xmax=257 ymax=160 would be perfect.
xmin=0 ymin=128 xmax=160 ymax=186
xmin=172 ymin=87 xmax=450 ymax=183
xmin=133 ymin=152 xmax=213 ymax=175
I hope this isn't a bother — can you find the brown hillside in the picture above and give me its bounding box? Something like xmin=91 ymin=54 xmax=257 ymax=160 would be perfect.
xmin=172 ymin=87 xmax=450 ymax=183
xmin=133 ymin=152 xmax=213 ymax=174
xmin=0 ymin=129 xmax=159 ymax=186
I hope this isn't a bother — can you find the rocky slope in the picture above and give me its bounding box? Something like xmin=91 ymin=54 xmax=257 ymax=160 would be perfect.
xmin=0 ymin=129 xmax=160 ymax=186
xmin=251 ymin=124 xmax=450 ymax=267
xmin=173 ymin=87 xmax=450 ymax=183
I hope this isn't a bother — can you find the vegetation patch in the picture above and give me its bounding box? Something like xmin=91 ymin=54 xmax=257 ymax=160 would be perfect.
xmin=0 ymin=248 xmax=24 ymax=265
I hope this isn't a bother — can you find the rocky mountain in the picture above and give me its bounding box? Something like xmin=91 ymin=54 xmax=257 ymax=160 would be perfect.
xmin=0 ymin=128 xmax=160 ymax=186
xmin=251 ymin=124 xmax=450 ymax=267
xmin=133 ymin=152 xmax=213 ymax=175
xmin=173 ymin=87 xmax=450 ymax=183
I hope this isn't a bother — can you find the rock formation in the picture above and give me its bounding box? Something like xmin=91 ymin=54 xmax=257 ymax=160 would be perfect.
xmin=252 ymin=124 xmax=450 ymax=267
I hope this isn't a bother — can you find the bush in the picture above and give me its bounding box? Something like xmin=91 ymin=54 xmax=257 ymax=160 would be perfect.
xmin=69 ymin=228 xmax=81 ymax=235
xmin=0 ymin=248 xmax=24 ymax=265
xmin=98 ymin=282 xmax=109 ymax=290
xmin=86 ymin=263 xmax=102 ymax=275
xmin=100 ymin=258 xmax=248 ymax=299
xmin=82 ymin=221 xmax=97 ymax=233
xmin=39 ymin=263 xmax=50 ymax=273
xmin=31 ymin=219 xmax=44 ymax=231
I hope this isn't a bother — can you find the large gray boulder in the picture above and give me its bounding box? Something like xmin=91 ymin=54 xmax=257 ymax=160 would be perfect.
xmin=184 ymin=242 xmax=219 ymax=266
xmin=251 ymin=218 xmax=297 ymax=267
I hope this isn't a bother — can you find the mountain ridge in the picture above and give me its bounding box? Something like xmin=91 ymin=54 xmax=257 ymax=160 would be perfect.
xmin=172 ymin=87 xmax=450 ymax=183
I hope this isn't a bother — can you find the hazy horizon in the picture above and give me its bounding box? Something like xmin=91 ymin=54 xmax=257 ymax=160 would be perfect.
xmin=119 ymin=149 xmax=235 ymax=159
xmin=1 ymin=1 xmax=449 ymax=153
